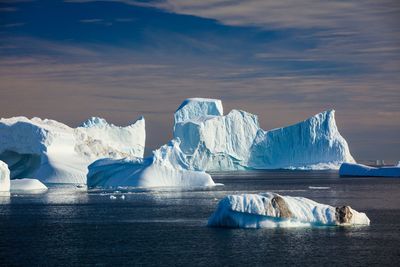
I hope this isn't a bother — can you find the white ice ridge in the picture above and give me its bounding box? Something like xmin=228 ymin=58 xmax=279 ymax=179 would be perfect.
xmin=208 ymin=193 xmax=370 ymax=228
xmin=87 ymin=139 xmax=215 ymax=188
xmin=339 ymin=163 xmax=400 ymax=177
xmin=0 ymin=160 xmax=10 ymax=192
xmin=0 ymin=116 xmax=145 ymax=184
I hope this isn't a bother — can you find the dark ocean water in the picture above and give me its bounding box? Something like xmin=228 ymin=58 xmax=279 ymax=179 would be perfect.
xmin=0 ymin=170 xmax=399 ymax=266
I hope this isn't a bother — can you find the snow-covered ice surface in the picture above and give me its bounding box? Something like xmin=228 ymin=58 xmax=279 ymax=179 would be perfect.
xmin=87 ymin=98 xmax=355 ymax=188
xmin=0 ymin=160 xmax=10 ymax=193
xmin=87 ymin=139 xmax=215 ymax=188
xmin=208 ymin=192 xmax=370 ymax=228
xmin=340 ymin=163 xmax=400 ymax=177
xmin=10 ymin=179 xmax=48 ymax=193
xmin=0 ymin=116 xmax=145 ymax=184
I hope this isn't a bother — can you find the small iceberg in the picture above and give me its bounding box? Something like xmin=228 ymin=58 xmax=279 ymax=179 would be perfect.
xmin=208 ymin=192 xmax=370 ymax=228
xmin=339 ymin=163 xmax=400 ymax=177
xmin=10 ymin=179 xmax=48 ymax=193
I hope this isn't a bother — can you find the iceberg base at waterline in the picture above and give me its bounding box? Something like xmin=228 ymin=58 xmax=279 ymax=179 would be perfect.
xmin=10 ymin=179 xmax=48 ymax=193
xmin=339 ymin=163 xmax=400 ymax=177
xmin=87 ymin=159 xmax=216 ymax=189
xmin=208 ymin=193 xmax=370 ymax=228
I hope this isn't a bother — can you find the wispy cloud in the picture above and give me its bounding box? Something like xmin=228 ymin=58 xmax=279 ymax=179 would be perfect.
xmin=0 ymin=22 xmax=25 ymax=27
xmin=0 ymin=7 xmax=17 ymax=12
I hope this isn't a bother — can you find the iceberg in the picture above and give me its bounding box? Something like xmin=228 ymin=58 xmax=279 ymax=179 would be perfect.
xmin=87 ymin=98 xmax=355 ymax=188
xmin=0 ymin=160 xmax=10 ymax=192
xmin=0 ymin=116 xmax=145 ymax=184
xmin=10 ymin=178 xmax=48 ymax=192
xmin=87 ymin=139 xmax=215 ymax=188
xmin=339 ymin=163 xmax=400 ymax=177
xmin=208 ymin=193 xmax=370 ymax=228
xmin=173 ymin=98 xmax=354 ymax=170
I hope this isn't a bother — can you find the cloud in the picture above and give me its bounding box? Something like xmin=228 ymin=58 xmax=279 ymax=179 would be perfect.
xmin=79 ymin=18 xmax=104 ymax=23
xmin=1 ymin=1 xmax=399 ymax=160
xmin=0 ymin=7 xmax=17 ymax=12
xmin=0 ymin=22 xmax=25 ymax=27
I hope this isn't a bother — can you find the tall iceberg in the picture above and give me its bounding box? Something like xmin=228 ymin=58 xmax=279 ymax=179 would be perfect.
xmin=173 ymin=98 xmax=354 ymax=170
xmin=0 ymin=116 xmax=145 ymax=184
xmin=208 ymin=193 xmax=370 ymax=228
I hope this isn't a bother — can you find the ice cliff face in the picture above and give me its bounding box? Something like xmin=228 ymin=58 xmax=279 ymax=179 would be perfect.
xmin=174 ymin=109 xmax=259 ymax=170
xmin=0 ymin=160 xmax=10 ymax=192
xmin=208 ymin=193 xmax=370 ymax=228
xmin=249 ymin=110 xmax=355 ymax=169
xmin=0 ymin=116 xmax=145 ymax=184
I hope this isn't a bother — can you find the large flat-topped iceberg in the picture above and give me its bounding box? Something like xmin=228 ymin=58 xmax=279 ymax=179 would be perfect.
xmin=249 ymin=110 xmax=355 ymax=169
xmin=0 ymin=160 xmax=10 ymax=193
xmin=0 ymin=116 xmax=145 ymax=184
xmin=208 ymin=193 xmax=370 ymax=228
xmin=87 ymin=140 xmax=215 ymax=188
xmin=339 ymin=163 xmax=400 ymax=177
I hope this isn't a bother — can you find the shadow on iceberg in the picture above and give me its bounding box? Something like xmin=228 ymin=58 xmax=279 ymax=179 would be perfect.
xmin=207 ymin=192 xmax=370 ymax=228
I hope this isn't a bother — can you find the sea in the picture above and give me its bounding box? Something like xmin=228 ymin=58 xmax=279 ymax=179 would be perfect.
xmin=0 ymin=170 xmax=399 ymax=266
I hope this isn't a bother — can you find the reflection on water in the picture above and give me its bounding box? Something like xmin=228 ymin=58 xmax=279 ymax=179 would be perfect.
xmin=0 ymin=170 xmax=399 ymax=266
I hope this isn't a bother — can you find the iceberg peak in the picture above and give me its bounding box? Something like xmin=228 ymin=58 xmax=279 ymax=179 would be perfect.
xmin=80 ymin=117 xmax=108 ymax=128
xmin=174 ymin=98 xmax=223 ymax=124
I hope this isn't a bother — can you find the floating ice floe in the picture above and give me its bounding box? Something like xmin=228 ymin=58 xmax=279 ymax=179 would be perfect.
xmin=208 ymin=192 xmax=370 ymax=228
xmin=339 ymin=163 xmax=400 ymax=177
xmin=0 ymin=116 xmax=145 ymax=184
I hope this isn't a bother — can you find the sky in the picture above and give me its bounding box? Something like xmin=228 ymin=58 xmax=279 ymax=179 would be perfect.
xmin=0 ymin=0 xmax=399 ymax=161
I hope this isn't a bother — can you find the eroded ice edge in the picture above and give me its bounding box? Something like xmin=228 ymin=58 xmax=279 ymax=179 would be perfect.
xmin=208 ymin=192 xmax=370 ymax=228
